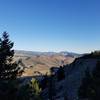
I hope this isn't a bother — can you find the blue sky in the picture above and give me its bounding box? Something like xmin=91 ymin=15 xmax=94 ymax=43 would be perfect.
xmin=0 ymin=0 xmax=100 ymax=53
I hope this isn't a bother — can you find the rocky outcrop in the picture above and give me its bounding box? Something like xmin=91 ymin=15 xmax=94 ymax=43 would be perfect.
xmin=49 ymin=58 xmax=100 ymax=100
xmin=64 ymin=58 xmax=98 ymax=100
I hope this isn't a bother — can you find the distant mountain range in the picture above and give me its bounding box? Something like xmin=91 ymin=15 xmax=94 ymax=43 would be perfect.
xmin=15 ymin=50 xmax=82 ymax=57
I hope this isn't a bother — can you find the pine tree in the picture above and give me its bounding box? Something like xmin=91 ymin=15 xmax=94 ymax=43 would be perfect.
xmin=30 ymin=78 xmax=42 ymax=100
xmin=0 ymin=32 xmax=20 ymax=80
xmin=17 ymin=78 xmax=42 ymax=100
xmin=57 ymin=66 xmax=65 ymax=81
xmin=0 ymin=32 xmax=22 ymax=100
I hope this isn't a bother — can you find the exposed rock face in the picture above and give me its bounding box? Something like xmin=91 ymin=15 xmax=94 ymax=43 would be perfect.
xmin=64 ymin=58 xmax=98 ymax=100
xmin=45 ymin=58 xmax=100 ymax=100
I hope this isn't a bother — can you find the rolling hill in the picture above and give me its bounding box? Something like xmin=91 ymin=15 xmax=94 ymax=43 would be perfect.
xmin=14 ymin=50 xmax=80 ymax=76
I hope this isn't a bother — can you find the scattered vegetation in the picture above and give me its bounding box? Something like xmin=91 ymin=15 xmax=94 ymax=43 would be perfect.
xmin=30 ymin=78 xmax=42 ymax=100
xmin=40 ymin=73 xmax=49 ymax=90
xmin=57 ymin=66 xmax=65 ymax=81
xmin=78 ymin=61 xmax=100 ymax=100
xmin=0 ymin=31 xmax=100 ymax=100
xmin=0 ymin=32 xmax=42 ymax=100
xmin=18 ymin=78 xmax=42 ymax=100
xmin=81 ymin=51 xmax=100 ymax=59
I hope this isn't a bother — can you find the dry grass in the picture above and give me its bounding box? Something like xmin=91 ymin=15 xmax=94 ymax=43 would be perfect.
xmin=14 ymin=54 xmax=75 ymax=76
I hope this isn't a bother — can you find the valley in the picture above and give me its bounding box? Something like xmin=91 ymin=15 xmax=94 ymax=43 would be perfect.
xmin=14 ymin=50 xmax=76 ymax=76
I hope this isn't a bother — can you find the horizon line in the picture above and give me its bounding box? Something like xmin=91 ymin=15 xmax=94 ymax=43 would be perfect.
xmin=14 ymin=49 xmax=95 ymax=54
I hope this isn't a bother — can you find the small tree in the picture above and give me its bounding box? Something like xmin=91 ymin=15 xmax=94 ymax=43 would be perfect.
xmin=48 ymin=69 xmax=56 ymax=100
xmin=30 ymin=78 xmax=42 ymax=100
xmin=57 ymin=66 xmax=65 ymax=81
xmin=17 ymin=78 xmax=42 ymax=100
xmin=40 ymin=73 xmax=49 ymax=90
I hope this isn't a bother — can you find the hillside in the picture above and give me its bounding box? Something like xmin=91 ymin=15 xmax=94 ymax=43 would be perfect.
xmin=13 ymin=50 xmax=100 ymax=100
xmin=40 ymin=52 xmax=100 ymax=100
xmin=14 ymin=50 xmax=77 ymax=76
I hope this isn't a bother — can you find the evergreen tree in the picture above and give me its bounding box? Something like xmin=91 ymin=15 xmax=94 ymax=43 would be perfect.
xmin=18 ymin=78 xmax=42 ymax=100
xmin=48 ymin=69 xmax=56 ymax=100
xmin=0 ymin=32 xmax=20 ymax=80
xmin=0 ymin=32 xmax=22 ymax=100
xmin=57 ymin=66 xmax=65 ymax=81
xmin=30 ymin=78 xmax=42 ymax=100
